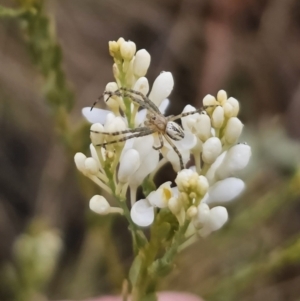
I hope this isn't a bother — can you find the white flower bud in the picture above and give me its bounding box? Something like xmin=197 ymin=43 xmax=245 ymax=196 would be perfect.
xmin=194 ymin=203 xmax=210 ymax=228
xmin=108 ymin=41 xmax=119 ymax=56
xmin=207 ymin=177 xmax=245 ymax=204
xmin=117 ymin=37 xmax=125 ymax=48
xmin=198 ymin=175 xmax=209 ymax=196
xmin=90 ymin=123 xmax=104 ymax=145
xmin=212 ymin=106 xmax=224 ymax=129
xmin=168 ymin=197 xmax=181 ymax=215
xmin=130 ymin=199 xmax=154 ymax=227
xmin=74 ymin=153 xmax=87 ymax=173
xmin=217 ymin=90 xmax=227 ymax=105
xmin=187 ymin=205 xmax=198 ymax=218
xmin=118 ymin=149 xmax=140 ymax=183
xmin=202 ymin=137 xmax=222 ymax=164
xmin=133 ymin=77 xmax=149 ymax=96
xmin=215 ymin=144 xmax=251 ymax=180
xmin=82 ymin=107 xmax=110 ymax=124
xmin=223 ymin=102 xmax=234 ymax=118
xmin=196 ymin=113 xmax=211 ymax=141
xmin=224 ymin=117 xmax=243 ymax=144
xmin=112 ymin=63 xmax=120 ymax=79
xmin=84 ymin=157 xmax=99 ymax=175
xmin=148 ymin=72 xmax=174 ymax=107
xmin=203 ymin=94 xmax=216 ymax=107
xmin=120 ymin=41 xmax=136 ymax=60
xmin=133 ymin=49 xmax=151 ymax=77
xmin=89 ymin=195 xmax=111 ymax=215
xmin=227 ymin=97 xmax=240 ymax=116
xmin=199 ymin=206 xmax=228 ymax=237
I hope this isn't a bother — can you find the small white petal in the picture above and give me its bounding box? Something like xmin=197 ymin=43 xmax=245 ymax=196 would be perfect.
xmin=133 ymin=49 xmax=151 ymax=77
xmin=130 ymin=199 xmax=154 ymax=227
xmin=148 ymin=72 xmax=174 ymax=107
xmin=215 ymin=144 xmax=251 ymax=180
xmin=89 ymin=195 xmax=110 ymax=215
xmin=82 ymin=107 xmax=110 ymax=124
xmin=147 ymin=182 xmax=172 ymax=208
xmin=159 ymin=98 xmax=170 ymax=114
xmin=118 ymin=149 xmax=140 ymax=183
xmin=199 ymin=206 xmax=228 ymax=237
xmin=205 ymin=152 xmax=227 ymax=184
xmin=195 ymin=203 xmax=210 ymax=225
xmin=207 ymin=178 xmax=245 ymax=204
xmin=173 ymin=131 xmax=197 ymax=150
xmin=129 ymin=148 xmax=159 ymax=186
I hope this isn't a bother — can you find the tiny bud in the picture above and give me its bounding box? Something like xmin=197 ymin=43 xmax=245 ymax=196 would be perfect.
xmin=130 ymin=199 xmax=154 ymax=227
xmin=84 ymin=157 xmax=99 ymax=175
xmin=133 ymin=49 xmax=151 ymax=77
xmin=223 ymin=102 xmax=234 ymax=118
xmin=195 ymin=203 xmax=210 ymax=225
xmin=187 ymin=206 xmax=198 ymax=218
xmin=227 ymin=97 xmax=240 ymax=116
xmin=217 ymin=90 xmax=227 ymax=105
xmin=203 ymin=94 xmax=216 ymax=107
xmin=120 ymin=41 xmax=135 ymax=60
xmin=212 ymin=106 xmax=225 ymax=129
xmin=198 ymin=175 xmax=209 ymax=196
xmin=202 ymin=137 xmax=222 ymax=164
xmin=224 ymin=117 xmax=243 ymax=144
xmin=168 ymin=197 xmax=181 ymax=215
xmin=196 ymin=113 xmax=211 ymax=141
xmin=117 ymin=37 xmax=125 ymax=47
xmin=90 ymin=123 xmax=104 ymax=145
xmin=89 ymin=195 xmax=111 ymax=215
xmin=112 ymin=63 xmax=120 ymax=80
xmin=74 ymin=153 xmax=87 ymax=173
xmin=108 ymin=41 xmax=119 ymax=57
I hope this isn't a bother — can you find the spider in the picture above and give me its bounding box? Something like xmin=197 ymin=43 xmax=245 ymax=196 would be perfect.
xmin=91 ymin=87 xmax=214 ymax=170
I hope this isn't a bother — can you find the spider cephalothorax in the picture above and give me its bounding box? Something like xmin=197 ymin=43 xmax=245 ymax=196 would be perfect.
xmin=91 ymin=87 xmax=213 ymax=170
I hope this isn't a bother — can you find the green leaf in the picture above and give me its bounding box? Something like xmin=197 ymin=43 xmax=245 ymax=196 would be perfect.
xmin=129 ymin=255 xmax=143 ymax=286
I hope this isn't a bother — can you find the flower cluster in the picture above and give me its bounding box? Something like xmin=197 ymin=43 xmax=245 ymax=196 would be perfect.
xmin=74 ymin=38 xmax=251 ymax=240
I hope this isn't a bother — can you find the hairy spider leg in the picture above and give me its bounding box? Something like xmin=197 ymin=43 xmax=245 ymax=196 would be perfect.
xmin=152 ymin=133 xmax=164 ymax=150
xmin=118 ymin=87 xmax=161 ymax=114
xmin=96 ymin=129 xmax=154 ymax=147
xmin=168 ymin=105 xmax=219 ymax=121
xmin=91 ymin=127 xmax=150 ymax=136
xmin=163 ymin=134 xmax=184 ymax=170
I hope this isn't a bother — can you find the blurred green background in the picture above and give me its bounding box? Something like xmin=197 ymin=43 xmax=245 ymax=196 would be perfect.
xmin=1 ymin=0 xmax=300 ymax=300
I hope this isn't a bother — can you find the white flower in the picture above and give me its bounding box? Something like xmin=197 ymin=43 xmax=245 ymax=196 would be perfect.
xmin=130 ymin=199 xmax=154 ymax=227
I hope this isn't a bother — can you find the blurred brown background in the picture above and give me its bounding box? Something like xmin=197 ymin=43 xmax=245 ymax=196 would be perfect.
xmin=1 ymin=0 xmax=300 ymax=300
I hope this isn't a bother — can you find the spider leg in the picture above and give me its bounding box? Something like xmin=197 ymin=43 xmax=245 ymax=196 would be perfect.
xmin=168 ymin=105 xmax=218 ymax=121
xmin=91 ymin=127 xmax=150 ymax=136
xmin=163 ymin=135 xmax=184 ymax=170
xmin=104 ymin=90 xmax=158 ymax=114
xmin=153 ymin=133 xmax=164 ymax=150
xmin=118 ymin=87 xmax=161 ymax=114
xmin=96 ymin=129 xmax=154 ymax=147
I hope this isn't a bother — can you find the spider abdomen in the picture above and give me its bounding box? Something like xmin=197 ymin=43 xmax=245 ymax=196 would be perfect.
xmin=166 ymin=121 xmax=184 ymax=141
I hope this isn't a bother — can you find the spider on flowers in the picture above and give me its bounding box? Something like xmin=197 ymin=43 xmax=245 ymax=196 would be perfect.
xmin=91 ymin=87 xmax=215 ymax=170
